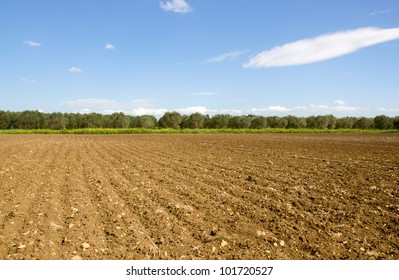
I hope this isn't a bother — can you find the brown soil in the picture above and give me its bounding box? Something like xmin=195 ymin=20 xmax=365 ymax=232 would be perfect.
xmin=0 ymin=134 xmax=398 ymax=260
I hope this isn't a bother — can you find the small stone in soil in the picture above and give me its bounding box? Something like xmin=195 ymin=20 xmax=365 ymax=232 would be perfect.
xmin=82 ymin=243 xmax=90 ymax=249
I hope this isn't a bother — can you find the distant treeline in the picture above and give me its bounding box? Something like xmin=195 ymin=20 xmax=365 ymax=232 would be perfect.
xmin=0 ymin=110 xmax=398 ymax=130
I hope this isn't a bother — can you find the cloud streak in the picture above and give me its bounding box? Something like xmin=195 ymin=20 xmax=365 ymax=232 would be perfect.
xmin=243 ymin=27 xmax=399 ymax=68
xmin=191 ymin=92 xmax=219 ymax=96
xmin=65 ymin=99 xmax=119 ymax=107
xmin=23 ymin=40 xmax=41 ymax=47
xmin=369 ymin=9 xmax=391 ymax=16
xmin=160 ymin=0 xmax=192 ymax=13
xmin=20 ymin=78 xmax=38 ymax=84
xmin=204 ymin=51 xmax=247 ymax=63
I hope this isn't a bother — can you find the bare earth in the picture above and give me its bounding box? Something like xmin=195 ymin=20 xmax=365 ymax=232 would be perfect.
xmin=0 ymin=134 xmax=398 ymax=260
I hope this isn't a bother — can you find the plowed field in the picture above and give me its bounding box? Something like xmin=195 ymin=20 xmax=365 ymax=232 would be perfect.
xmin=0 ymin=134 xmax=398 ymax=260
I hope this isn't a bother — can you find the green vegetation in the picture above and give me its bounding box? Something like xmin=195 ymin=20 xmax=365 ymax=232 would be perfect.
xmin=0 ymin=128 xmax=397 ymax=135
xmin=0 ymin=110 xmax=398 ymax=133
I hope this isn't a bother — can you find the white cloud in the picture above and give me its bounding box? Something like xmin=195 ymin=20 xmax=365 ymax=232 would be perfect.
xmin=65 ymin=98 xmax=157 ymax=115
xmin=333 ymin=106 xmax=357 ymax=112
xmin=249 ymin=106 xmax=290 ymax=114
xmin=105 ymin=43 xmax=114 ymax=50
xmin=69 ymin=66 xmax=82 ymax=73
xmin=176 ymin=106 xmax=208 ymax=115
xmin=132 ymin=108 xmax=168 ymax=116
xmin=23 ymin=40 xmax=41 ymax=47
xmin=78 ymin=108 xmax=91 ymax=114
xmin=310 ymin=104 xmax=329 ymax=110
xmin=334 ymin=100 xmax=346 ymax=105
xmin=266 ymin=105 xmax=289 ymax=112
xmin=64 ymin=99 xmax=387 ymax=117
xmin=160 ymin=0 xmax=192 ymax=13
xmin=378 ymin=107 xmax=399 ymax=112
xmin=20 ymin=78 xmax=38 ymax=84
xmin=204 ymin=51 xmax=246 ymax=63
xmin=243 ymin=102 xmax=364 ymax=116
xmin=120 ymin=105 xmax=372 ymax=117
xmin=369 ymin=9 xmax=391 ymax=16
xmin=243 ymin=27 xmax=399 ymax=68
xmin=103 ymin=109 xmax=117 ymax=115
xmin=191 ymin=92 xmax=219 ymax=96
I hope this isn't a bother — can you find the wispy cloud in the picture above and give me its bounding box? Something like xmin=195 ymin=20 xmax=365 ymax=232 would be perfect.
xmin=160 ymin=0 xmax=192 ymax=13
xmin=243 ymin=27 xmax=399 ymax=68
xmin=105 ymin=43 xmax=114 ymax=50
xmin=377 ymin=107 xmax=399 ymax=112
xmin=23 ymin=40 xmax=41 ymax=47
xmin=65 ymin=99 xmax=119 ymax=107
xmin=203 ymin=51 xmax=247 ymax=63
xmin=191 ymin=92 xmax=219 ymax=96
xmin=69 ymin=66 xmax=82 ymax=73
xmin=369 ymin=9 xmax=391 ymax=16
xmin=20 ymin=78 xmax=38 ymax=84
xmin=334 ymin=100 xmax=346 ymax=106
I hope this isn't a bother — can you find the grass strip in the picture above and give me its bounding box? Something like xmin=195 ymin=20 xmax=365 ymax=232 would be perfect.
xmin=0 ymin=128 xmax=398 ymax=134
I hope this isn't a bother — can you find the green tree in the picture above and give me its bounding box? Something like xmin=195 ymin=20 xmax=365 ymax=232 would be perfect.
xmin=326 ymin=114 xmax=337 ymax=129
xmin=47 ymin=112 xmax=66 ymax=130
xmin=267 ymin=116 xmax=288 ymax=128
xmin=180 ymin=115 xmax=190 ymax=129
xmin=227 ymin=116 xmax=251 ymax=129
xmin=110 ymin=112 xmax=130 ymax=128
xmin=16 ymin=110 xmax=45 ymax=129
xmin=285 ymin=115 xmax=301 ymax=129
xmin=393 ymin=116 xmax=399 ymax=130
xmin=82 ymin=113 xmax=105 ymax=128
xmin=374 ymin=115 xmax=393 ymax=130
xmin=335 ymin=117 xmax=356 ymax=129
xmin=139 ymin=115 xmax=157 ymax=128
xmin=0 ymin=110 xmax=11 ymax=129
xmin=353 ymin=117 xmax=373 ymax=129
xmin=188 ymin=112 xmax=205 ymax=129
xmin=159 ymin=111 xmax=182 ymax=129
xmin=315 ymin=115 xmax=329 ymax=129
xmin=250 ymin=116 xmax=267 ymax=129
xmin=306 ymin=116 xmax=317 ymax=129
xmin=207 ymin=114 xmax=230 ymax=128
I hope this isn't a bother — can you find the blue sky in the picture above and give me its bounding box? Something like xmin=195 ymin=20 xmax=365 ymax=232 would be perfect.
xmin=1 ymin=0 xmax=399 ymax=117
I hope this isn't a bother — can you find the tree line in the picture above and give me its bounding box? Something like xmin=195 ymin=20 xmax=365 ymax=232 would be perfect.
xmin=0 ymin=110 xmax=398 ymax=130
